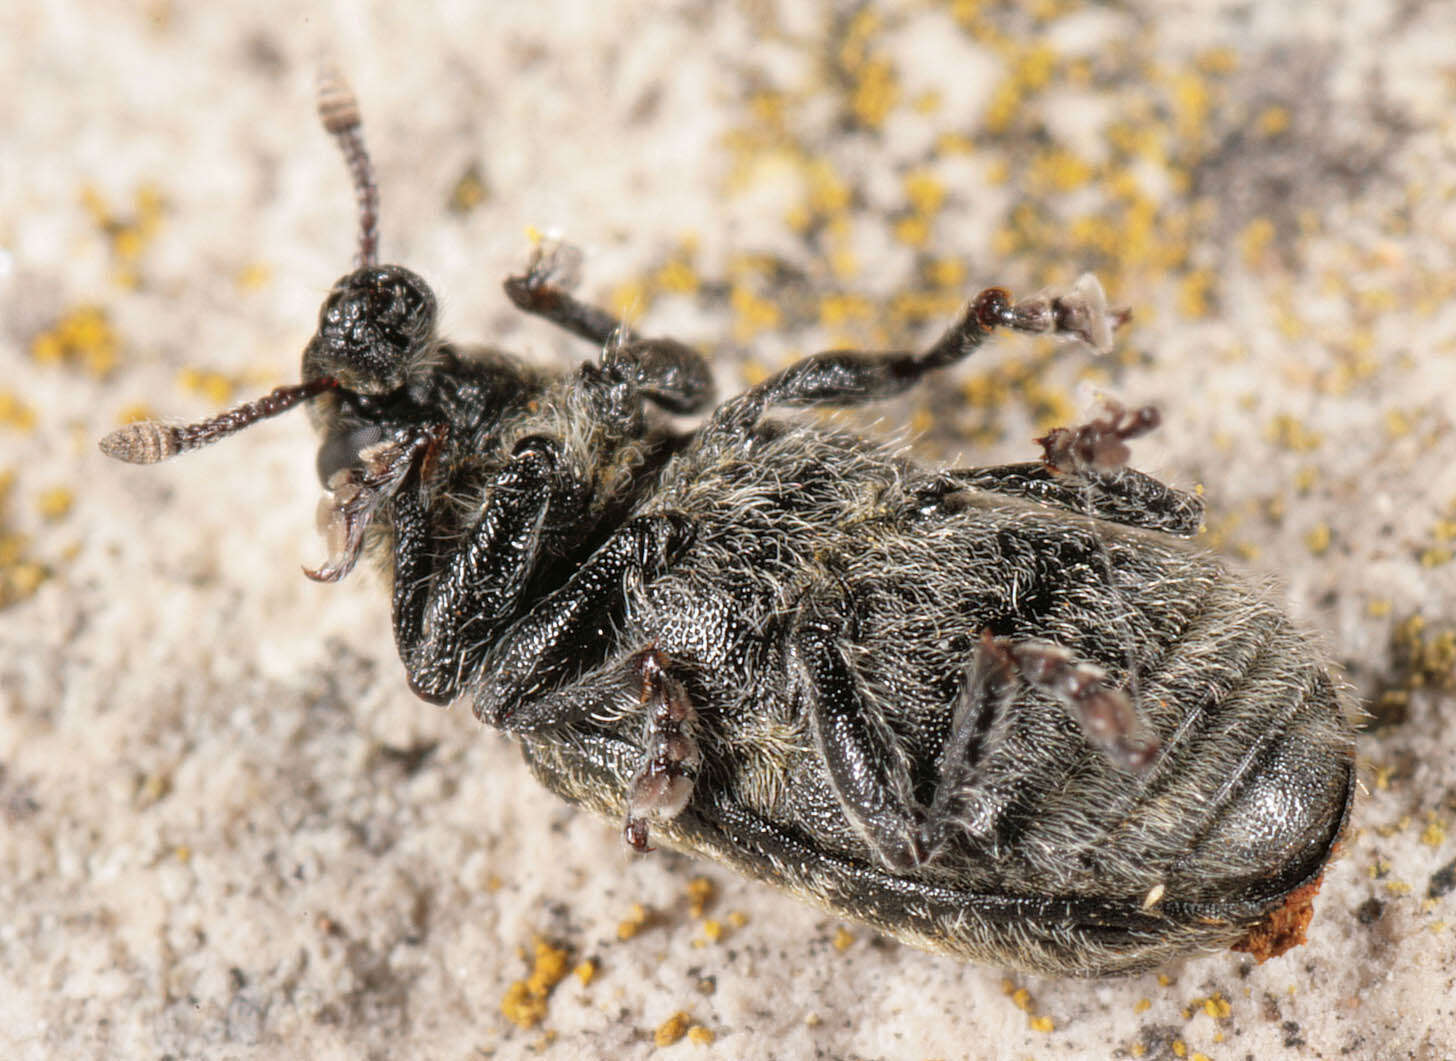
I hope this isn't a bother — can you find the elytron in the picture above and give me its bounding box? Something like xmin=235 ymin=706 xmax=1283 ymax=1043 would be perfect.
xmin=102 ymin=72 xmax=1355 ymax=975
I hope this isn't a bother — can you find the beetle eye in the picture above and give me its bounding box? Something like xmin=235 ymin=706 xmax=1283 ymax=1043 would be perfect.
xmin=317 ymin=424 xmax=385 ymax=485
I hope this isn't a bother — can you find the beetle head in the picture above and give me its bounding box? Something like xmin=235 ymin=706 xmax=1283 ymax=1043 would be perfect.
xmin=303 ymin=265 xmax=439 ymax=394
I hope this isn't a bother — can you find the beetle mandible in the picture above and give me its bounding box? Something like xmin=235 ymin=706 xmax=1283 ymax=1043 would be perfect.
xmin=101 ymin=71 xmax=1356 ymax=976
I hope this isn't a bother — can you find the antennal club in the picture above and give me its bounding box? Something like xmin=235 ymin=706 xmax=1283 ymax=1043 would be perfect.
xmin=316 ymin=66 xmax=380 ymax=268
xmin=98 ymin=378 xmax=337 ymax=464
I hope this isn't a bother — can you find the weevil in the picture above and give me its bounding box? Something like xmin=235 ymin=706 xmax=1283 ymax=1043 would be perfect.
xmin=101 ymin=72 xmax=1356 ymax=976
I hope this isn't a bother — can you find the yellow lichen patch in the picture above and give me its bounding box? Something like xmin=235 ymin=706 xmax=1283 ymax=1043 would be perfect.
xmin=836 ymin=10 xmax=900 ymax=131
xmin=1304 ymin=522 xmax=1331 ymax=556
xmin=1177 ymin=269 xmax=1216 ymax=319
xmin=655 ymin=258 xmax=700 ymax=295
xmin=35 ymin=486 xmax=74 ymax=523
xmin=0 ymin=472 xmax=48 ymax=611
xmin=617 ymin=902 xmax=651 ymax=941
xmin=1265 ymin=413 xmax=1323 ymax=453
xmin=0 ymin=392 xmax=36 ymax=432
xmin=831 ymin=925 xmax=855 ymax=952
xmin=687 ymin=1024 xmax=715 ymax=1045
xmin=447 ymin=162 xmax=490 ymax=215
xmin=924 ymin=257 xmax=966 ymax=290
xmin=1027 ymin=148 xmax=1095 ymax=194
xmin=1200 ymin=993 xmax=1232 ymax=1019
xmin=1421 ymin=819 xmax=1446 ymax=849
xmin=686 ymin=876 xmax=716 ymax=919
xmin=654 ymin=1011 xmax=693 ymax=1047
xmin=730 ymin=285 xmax=782 ymax=342
xmin=177 ymin=366 xmax=235 ymax=407
xmin=31 ymin=305 xmax=120 ymax=377
xmin=610 ymin=278 xmax=650 ymax=321
xmin=574 ymin=958 xmax=598 ymax=986
xmin=903 ymin=170 xmax=947 ymax=216
xmin=1240 ymin=217 xmax=1277 ymax=267
xmin=818 ymin=293 xmax=874 ymax=329
xmin=235 ymin=262 xmax=272 ymax=293
xmin=80 ymin=182 xmax=166 ymax=287
xmin=500 ymin=938 xmax=572 ymax=1030
xmin=893 ymin=214 xmax=931 ymax=248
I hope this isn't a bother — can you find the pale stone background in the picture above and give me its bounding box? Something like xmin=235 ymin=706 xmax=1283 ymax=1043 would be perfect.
xmin=3 ymin=2 xmax=1455 ymax=1058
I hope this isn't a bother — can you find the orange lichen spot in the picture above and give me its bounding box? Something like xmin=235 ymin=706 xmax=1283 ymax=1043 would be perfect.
xmin=1231 ymin=877 xmax=1323 ymax=961
xmin=1134 ymin=997 xmax=1152 ymax=1013
xmin=574 ymin=958 xmax=598 ymax=986
xmin=831 ymin=925 xmax=855 ymax=952
xmin=687 ymin=1024 xmax=715 ymax=1045
xmin=654 ymin=1011 xmax=693 ymax=1047
xmin=500 ymin=938 xmax=572 ymax=1030
xmin=1029 ymin=1014 xmax=1055 ymax=1033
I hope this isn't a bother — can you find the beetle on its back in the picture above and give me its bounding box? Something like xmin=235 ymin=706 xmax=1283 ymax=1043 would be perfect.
xmin=101 ymin=72 xmax=1355 ymax=976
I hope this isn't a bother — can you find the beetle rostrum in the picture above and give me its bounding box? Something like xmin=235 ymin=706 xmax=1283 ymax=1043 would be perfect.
xmin=101 ymin=71 xmax=1356 ymax=976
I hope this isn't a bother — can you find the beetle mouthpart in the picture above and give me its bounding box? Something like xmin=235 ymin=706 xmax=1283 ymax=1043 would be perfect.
xmin=304 ymin=468 xmax=377 ymax=583
xmin=99 ymin=379 xmax=337 ymax=464
xmin=304 ymin=434 xmax=431 ymax=583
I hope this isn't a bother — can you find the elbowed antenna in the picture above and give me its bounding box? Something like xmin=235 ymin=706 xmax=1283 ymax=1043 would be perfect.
xmin=315 ymin=65 xmax=380 ymax=269
xmin=98 ymin=378 xmax=336 ymax=464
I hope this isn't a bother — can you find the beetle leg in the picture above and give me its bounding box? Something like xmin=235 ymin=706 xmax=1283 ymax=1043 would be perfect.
xmin=389 ymin=443 xmax=556 ymax=705
xmin=504 ymin=244 xmax=715 ymax=414
xmin=921 ymin=463 xmax=1205 ymax=538
xmin=985 ymin=634 xmax=1160 ymax=773
xmin=472 ymin=513 xmax=696 ymax=729
xmin=621 ymin=647 xmax=702 ymax=853
xmin=790 ymin=595 xmax=930 ymax=873
xmin=707 ymin=276 xmax=1125 ymax=438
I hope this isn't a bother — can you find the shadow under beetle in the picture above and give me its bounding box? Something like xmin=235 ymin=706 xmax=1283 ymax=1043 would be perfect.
xmin=102 ymin=72 xmax=1356 ymax=976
